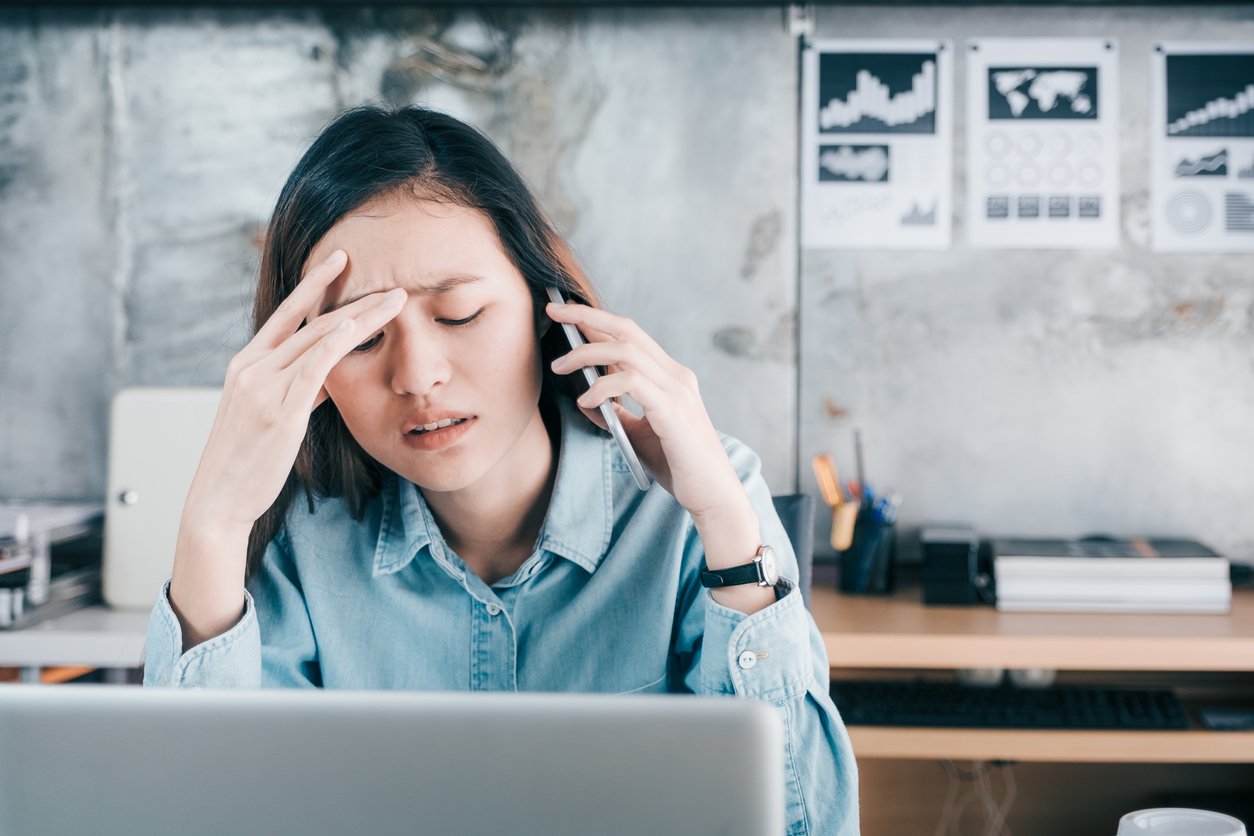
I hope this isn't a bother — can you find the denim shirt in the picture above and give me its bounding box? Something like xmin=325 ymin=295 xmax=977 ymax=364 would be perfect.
xmin=144 ymin=395 xmax=859 ymax=835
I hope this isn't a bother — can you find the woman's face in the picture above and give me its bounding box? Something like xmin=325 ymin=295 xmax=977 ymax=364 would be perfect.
xmin=307 ymin=195 xmax=545 ymax=493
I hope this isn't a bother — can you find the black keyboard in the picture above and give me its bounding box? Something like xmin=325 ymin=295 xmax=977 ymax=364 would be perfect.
xmin=830 ymin=680 xmax=1189 ymax=730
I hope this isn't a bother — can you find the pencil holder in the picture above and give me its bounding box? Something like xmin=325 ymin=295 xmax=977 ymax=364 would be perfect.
xmin=838 ymin=506 xmax=897 ymax=595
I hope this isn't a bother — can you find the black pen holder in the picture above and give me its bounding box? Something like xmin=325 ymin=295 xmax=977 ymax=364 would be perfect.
xmin=838 ymin=506 xmax=897 ymax=595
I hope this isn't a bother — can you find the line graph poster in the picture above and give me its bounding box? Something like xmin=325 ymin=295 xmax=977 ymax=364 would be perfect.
xmin=802 ymin=39 xmax=953 ymax=249
xmin=1152 ymin=43 xmax=1254 ymax=252
xmin=966 ymin=38 xmax=1119 ymax=249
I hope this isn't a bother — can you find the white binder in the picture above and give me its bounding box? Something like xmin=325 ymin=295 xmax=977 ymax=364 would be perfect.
xmin=102 ymin=387 xmax=221 ymax=609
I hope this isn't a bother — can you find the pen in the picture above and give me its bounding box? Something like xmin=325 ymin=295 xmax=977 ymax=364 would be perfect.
xmin=809 ymin=454 xmax=858 ymax=551
xmin=810 ymin=454 xmax=844 ymax=508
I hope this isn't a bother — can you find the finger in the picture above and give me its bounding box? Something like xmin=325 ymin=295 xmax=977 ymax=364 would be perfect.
xmin=264 ymin=288 xmax=406 ymax=374
xmin=580 ymin=398 xmax=642 ymax=434
xmin=546 ymin=302 xmax=680 ymax=376
xmin=575 ymin=369 xmax=669 ymax=419
xmin=250 ymin=249 xmax=349 ymax=354
xmin=579 ymin=400 xmax=608 ymax=431
xmin=551 ymin=339 xmax=670 ymax=389
xmin=282 ymin=318 xmax=359 ymax=413
xmin=280 ymin=288 xmax=405 ymax=412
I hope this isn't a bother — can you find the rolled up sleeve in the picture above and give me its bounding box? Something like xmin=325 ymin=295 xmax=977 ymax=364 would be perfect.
xmin=142 ymin=581 xmax=261 ymax=688
xmin=142 ymin=528 xmax=318 ymax=689
xmin=701 ymin=578 xmax=810 ymax=700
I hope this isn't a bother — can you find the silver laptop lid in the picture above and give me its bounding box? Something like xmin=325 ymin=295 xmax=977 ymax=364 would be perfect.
xmin=0 ymin=686 xmax=784 ymax=836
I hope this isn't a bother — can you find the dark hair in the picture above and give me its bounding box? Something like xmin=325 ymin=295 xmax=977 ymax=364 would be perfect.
xmin=246 ymin=105 xmax=601 ymax=582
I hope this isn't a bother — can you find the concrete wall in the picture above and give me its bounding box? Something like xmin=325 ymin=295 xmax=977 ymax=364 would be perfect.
xmin=0 ymin=7 xmax=799 ymax=500
xmin=1 ymin=5 xmax=1251 ymax=561
xmin=803 ymin=5 xmax=1254 ymax=561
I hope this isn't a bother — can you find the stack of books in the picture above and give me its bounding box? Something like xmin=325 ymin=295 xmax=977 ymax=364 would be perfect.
xmin=992 ymin=537 xmax=1231 ymax=614
xmin=0 ymin=502 xmax=104 ymax=628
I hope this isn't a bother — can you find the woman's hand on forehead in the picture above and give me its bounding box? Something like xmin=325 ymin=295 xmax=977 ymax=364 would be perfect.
xmin=179 ymin=247 xmax=407 ymax=534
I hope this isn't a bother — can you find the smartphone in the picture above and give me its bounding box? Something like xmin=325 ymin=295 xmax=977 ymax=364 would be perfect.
xmin=546 ymin=287 xmax=651 ymax=491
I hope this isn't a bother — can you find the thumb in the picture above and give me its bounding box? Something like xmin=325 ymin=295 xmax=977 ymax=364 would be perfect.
xmin=578 ymin=400 xmax=608 ymax=431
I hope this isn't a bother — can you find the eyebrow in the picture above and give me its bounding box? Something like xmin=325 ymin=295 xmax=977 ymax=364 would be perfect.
xmin=319 ymin=274 xmax=485 ymax=315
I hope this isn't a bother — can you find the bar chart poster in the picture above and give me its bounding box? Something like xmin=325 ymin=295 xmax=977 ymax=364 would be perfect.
xmin=966 ymin=38 xmax=1120 ymax=249
xmin=801 ymin=39 xmax=953 ymax=250
xmin=1152 ymin=43 xmax=1254 ymax=252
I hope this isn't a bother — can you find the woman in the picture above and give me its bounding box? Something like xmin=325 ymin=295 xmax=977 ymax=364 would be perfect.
xmin=144 ymin=105 xmax=858 ymax=834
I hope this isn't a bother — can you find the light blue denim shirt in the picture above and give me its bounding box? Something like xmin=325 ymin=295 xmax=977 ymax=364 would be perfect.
xmin=144 ymin=395 xmax=859 ymax=835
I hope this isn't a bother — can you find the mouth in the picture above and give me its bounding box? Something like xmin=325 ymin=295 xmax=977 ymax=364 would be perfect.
xmin=401 ymin=415 xmax=478 ymax=450
xmin=406 ymin=417 xmax=473 ymax=436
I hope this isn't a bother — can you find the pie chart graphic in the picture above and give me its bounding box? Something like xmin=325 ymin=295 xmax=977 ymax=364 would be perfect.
xmin=1166 ymin=190 xmax=1212 ymax=235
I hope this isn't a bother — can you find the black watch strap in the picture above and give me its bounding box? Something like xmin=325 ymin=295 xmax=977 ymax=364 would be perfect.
xmin=699 ymin=563 xmax=763 ymax=588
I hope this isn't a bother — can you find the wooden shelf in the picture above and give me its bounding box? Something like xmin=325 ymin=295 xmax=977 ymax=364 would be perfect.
xmin=847 ymin=725 xmax=1254 ymax=763
xmin=811 ymin=582 xmax=1254 ymax=672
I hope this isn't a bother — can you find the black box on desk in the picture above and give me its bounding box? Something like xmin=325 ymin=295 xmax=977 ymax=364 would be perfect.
xmin=920 ymin=524 xmax=983 ymax=605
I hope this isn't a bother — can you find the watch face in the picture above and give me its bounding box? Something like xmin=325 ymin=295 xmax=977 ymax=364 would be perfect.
xmin=759 ymin=546 xmax=780 ymax=585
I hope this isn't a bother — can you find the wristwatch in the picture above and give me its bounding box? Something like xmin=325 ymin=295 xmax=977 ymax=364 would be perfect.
xmin=699 ymin=545 xmax=780 ymax=589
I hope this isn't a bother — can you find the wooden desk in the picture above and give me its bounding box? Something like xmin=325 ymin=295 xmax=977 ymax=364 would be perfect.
xmin=811 ymin=583 xmax=1254 ymax=672
xmin=809 ymin=582 xmax=1254 ymax=764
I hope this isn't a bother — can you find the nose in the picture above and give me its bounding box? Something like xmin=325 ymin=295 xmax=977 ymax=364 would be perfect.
xmin=385 ymin=314 xmax=453 ymax=397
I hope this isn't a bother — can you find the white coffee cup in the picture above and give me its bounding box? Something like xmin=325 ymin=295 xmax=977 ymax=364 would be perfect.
xmin=1117 ymin=808 xmax=1247 ymax=836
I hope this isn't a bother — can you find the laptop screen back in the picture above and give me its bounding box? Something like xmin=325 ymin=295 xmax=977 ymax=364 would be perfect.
xmin=0 ymin=686 xmax=784 ymax=836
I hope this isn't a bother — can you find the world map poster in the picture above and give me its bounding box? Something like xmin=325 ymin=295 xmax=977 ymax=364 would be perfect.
xmin=801 ymin=39 xmax=954 ymax=250
xmin=1151 ymin=43 xmax=1254 ymax=252
xmin=966 ymin=38 xmax=1120 ymax=249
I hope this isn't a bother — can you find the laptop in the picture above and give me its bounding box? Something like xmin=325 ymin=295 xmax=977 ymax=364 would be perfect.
xmin=0 ymin=686 xmax=784 ymax=836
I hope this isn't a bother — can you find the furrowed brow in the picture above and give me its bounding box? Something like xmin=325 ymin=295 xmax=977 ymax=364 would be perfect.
xmin=319 ymin=274 xmax=485 ymax=315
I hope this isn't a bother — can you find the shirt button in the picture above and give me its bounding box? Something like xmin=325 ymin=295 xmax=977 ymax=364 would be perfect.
xmin=737 ymin=650 xmax=757 ymax=671
xmin=486 ymin=603 xmax=501 ymax=616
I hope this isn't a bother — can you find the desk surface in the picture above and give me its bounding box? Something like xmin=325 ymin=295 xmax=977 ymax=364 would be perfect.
xmin=6 ymin=583 xmax=1254 ymax=673
xmin=0 ymin=605 xmax=149 ymax=668
xmin=811 ymin=581 xmax=1254 ymax=671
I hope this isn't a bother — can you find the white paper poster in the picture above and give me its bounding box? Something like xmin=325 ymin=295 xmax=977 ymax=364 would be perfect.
xmin=1152 ymin=43 xmax=1254 ymax=252
xmin=801 ymin=39 xmax=953 ymax=250
xmin=966 ymin=38 xmax=1119 ymax=249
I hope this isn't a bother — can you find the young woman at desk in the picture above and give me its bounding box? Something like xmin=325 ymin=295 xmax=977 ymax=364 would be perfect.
xmin=143 ymin=106 xmax=856 ymax=835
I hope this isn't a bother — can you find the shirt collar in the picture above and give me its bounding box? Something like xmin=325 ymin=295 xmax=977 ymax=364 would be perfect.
xmin=372 ymin=394 xmax=613 ymax=578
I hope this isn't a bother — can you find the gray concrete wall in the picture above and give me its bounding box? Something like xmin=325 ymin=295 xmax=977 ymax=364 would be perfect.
xmin=0 ymin=7 xmax=799 ymax=502
xmin=1 ymin=5 xmax=1251 ymax=562
xmin=804 ymin=5 xmax=1254 ymax=561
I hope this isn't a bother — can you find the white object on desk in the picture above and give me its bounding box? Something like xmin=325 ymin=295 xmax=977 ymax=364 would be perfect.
xmin=1117 ymin=808 xmax=1247 ymax=836
xmin=103 ymin=387 xmax=221 ymax=609
xmin=0 ymin=686 xmax=785 ymax=836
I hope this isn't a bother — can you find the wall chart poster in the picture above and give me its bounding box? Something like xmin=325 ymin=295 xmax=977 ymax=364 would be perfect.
xmin=801 ymin=39 xmax=953 ymax=250
xmin=966 ymin=38 xmax=1119 ymax=249
xmin=1152 ymin=43 xmax=1254 ymax=252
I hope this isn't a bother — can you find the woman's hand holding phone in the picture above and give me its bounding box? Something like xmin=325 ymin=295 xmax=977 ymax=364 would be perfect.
xmin=170 ymin=248 xmax=405 ymax=646
xmin=546 ymin=299 xmax=772 ymax=614
xmin=545 ymin=300 xmax=748 ymax=523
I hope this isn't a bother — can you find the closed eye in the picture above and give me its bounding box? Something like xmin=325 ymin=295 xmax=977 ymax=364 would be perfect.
xmin=350 ymin=308 xmax=484 ymax=354
xmin=438 ymin=309 xmax=484 ymax=327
